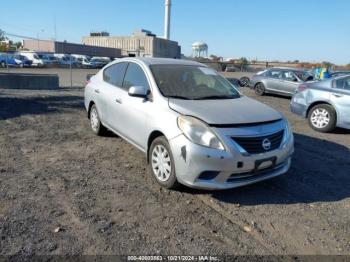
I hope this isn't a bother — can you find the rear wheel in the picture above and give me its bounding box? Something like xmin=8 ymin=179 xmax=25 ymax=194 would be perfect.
xmin=149 ymin=136 xmax=179 ymax=189
xmin=89 ymin=104 xmax=107 ymax=136
xmin=308 ymin=104 xmax=336 ymax=133
xmin=239 ymin=76 xmax=250 ymax=87
xmin=254 ymin=83 xmax=265 ymax=96
xmin=1 ymin=62 xmax=5 ymax=68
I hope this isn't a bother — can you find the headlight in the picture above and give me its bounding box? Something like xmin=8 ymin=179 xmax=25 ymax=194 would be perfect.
xmin=177 ymin=116 xmax=225 ymax=150
xmin=282 ymin=118 xmax=292 ymax=146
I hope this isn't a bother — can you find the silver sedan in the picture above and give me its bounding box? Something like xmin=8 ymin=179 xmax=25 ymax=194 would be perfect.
xmin=250 ymin=67 xmax=314 ymax=97
xmin=85 ymin=58 xmax=294 ymax=190
xmin=291 ymin=74 xmax=350 ymax=132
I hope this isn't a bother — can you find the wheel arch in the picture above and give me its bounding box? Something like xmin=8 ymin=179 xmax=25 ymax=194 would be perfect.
xmin=306 ymin=101 xmax=337 ymax=119
xmin=147 ymin=130 xmax=166 ymax=163
xmin=87 ymin=101 xmax=95 ymax=119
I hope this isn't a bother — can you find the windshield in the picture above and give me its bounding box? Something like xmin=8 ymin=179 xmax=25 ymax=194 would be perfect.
xmin=150 ymin=65 xmax=240 ymax=100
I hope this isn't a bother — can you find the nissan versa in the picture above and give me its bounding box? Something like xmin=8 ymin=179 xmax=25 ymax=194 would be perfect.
xmin=84 ymin=58 xmax=294 ymax=190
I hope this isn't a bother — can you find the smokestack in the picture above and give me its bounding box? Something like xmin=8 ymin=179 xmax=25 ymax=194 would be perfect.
xmin=164 ymin=0 xmax=171 ymax=39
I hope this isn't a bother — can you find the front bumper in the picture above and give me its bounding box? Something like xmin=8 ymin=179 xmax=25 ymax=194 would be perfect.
xmin=169 ymin=130 xmax=294 ymax=190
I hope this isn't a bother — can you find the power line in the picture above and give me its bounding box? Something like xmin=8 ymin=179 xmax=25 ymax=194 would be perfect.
xmin=4 ymin=32 xmax=39 ymax=40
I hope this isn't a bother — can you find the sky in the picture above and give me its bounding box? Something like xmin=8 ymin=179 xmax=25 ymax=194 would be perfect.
xmin=1 ymin=0 xmax=350 ymax=64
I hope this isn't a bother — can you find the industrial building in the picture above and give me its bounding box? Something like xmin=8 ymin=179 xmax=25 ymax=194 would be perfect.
xmin=82 ymin=29 xmax=181 ymax=58
xmin=23 ymin=39 xmax=121 ymax=58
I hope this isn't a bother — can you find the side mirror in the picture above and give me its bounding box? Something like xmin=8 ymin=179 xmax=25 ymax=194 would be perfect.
xmin=128 ymin=86 xmax=150 ymax=98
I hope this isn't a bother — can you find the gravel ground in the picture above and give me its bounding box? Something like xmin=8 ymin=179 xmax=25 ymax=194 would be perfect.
xmin=0 ymin=69 xmax=349 ymax=257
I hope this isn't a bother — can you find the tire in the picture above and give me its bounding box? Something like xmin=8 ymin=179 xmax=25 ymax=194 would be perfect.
xmin=89 ymin=104 xmax=107 ymax=136
xmin=239 ymin=76 xmax=250 ymax=87
xmin=1 ymin=62 xmax=5 ymax=68
xmin=308 ymin=104 xmax=336 ymax=133
xmin=254 ymin=83 xmax=265 ymax=96
xmin=149 ymin=136 xmax=179 ymax=189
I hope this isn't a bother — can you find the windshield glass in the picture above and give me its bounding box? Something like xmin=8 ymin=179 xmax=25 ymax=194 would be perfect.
xmin=150 ymin=65 xmax=240 ymax=100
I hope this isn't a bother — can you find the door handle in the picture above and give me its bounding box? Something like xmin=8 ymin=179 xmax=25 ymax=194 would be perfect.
xmin=115 ymin=98 xmax=122 ymax=104
xmin=94 ymin=89 xmax=100 ymax=94
xmin=331 ymin=93 xmax=343 ymax=98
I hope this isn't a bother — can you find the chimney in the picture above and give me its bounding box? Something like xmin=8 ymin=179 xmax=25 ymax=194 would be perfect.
xmin=164 ymin=0 xmax=171 ymax=39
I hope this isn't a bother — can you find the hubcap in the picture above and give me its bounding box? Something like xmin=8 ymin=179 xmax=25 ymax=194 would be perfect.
xmin=90 ymin=107 xmax=99 ymax=132
xmin=151 ymin=145 xmax=172 ymax=182
xmin=311 ymin=108 xmax=330 ymax=128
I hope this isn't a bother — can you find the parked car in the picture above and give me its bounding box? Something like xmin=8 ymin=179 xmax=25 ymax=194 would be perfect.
xmin=291 ymin=75 xmax=350 ymax=132
xmin=13 ymin=54 xmax=33 ymax=67
xmin=38 ymin=54 xmax=60 ymax=66
xmin=17 ymin=51 xmax=44 ymax=67
xmin=85 ymin=58 xmax=294 ymax=190
xmin=330 ymin=71 xmax=350 ymax=78
xmin=72 ymin=54 xmax=92 ymax=68
xmin=0 ymin=54 xmax=23 ymax=67
xmin=90 ymin=57 xmax=111 ymax=68
xmin=55 ymin=54 xmax=79 ymax=67
xmin=225 ymin=66 xmax=238 ymax=72
xmin=250 ymin=68 xmax=314 ymax=96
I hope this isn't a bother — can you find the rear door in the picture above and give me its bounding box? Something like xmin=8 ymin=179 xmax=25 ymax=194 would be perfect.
xmin=264 ymin=69 xmax=282 ymax=91
xmin=97 ymin=62 xmax=128 ymax=130
xmin=280 ymin=70 xmax=300 ymax=94
xmin=331 ymin=76 xmax=350 ymax=128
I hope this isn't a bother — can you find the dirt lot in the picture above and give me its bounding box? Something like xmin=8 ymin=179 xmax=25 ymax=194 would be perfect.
xmin=0 ymin=69 xmax=349 ymax=257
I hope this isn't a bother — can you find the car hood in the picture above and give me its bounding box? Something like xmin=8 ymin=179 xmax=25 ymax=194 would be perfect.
xmin=168 ymin=96 xmax=282 ymax=125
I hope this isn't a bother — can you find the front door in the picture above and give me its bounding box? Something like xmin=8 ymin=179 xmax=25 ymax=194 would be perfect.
xmin=109 ymin=62 xmax=152 ymax=150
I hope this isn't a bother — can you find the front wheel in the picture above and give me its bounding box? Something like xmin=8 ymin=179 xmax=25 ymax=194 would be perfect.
xmin=149 ymin=136 xmax=179 ymax=189
xmin=254 ymin=83 xmax=265 ymax=96
xmin=308 ymin=104 xmax=336 ymax=133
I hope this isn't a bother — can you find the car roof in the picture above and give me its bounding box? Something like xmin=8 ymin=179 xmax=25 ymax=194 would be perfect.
xmin=114 ymin=57 xmax=205 ymax=67
xmin=268 ymin=67 xmax=306 ymax=72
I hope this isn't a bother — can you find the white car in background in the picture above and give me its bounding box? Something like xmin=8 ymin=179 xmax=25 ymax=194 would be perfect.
xmin=17 ymin=51 xmax=44 ymax=67
xmin=72 ymin=54 xmax=93 ymax=68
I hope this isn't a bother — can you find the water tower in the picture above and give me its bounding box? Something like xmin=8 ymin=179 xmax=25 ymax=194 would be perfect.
xmin=192 ymin=42 xmax=208 ymax=58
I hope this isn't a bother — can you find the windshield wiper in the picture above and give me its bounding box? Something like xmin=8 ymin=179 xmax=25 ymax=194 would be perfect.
xmin=167 ymin=95 xmax=192 ymax=100
xmin=192 ymin=95 xmax=238 ymax=100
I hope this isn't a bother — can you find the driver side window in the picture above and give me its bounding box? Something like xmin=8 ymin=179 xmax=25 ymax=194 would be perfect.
xmin=122 ymin=63 xmax=150 ymax=90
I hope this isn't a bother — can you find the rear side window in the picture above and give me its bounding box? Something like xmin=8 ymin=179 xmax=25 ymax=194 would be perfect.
xmin=281 ymin=71 xmax=298 ymax=81
xmin=335 ymin=77 xmax=350 ymax=91
xmin=103 ymin=62 xmax=128 ymax=87
xmin=122 ymin=63 xmax=150 ymax=90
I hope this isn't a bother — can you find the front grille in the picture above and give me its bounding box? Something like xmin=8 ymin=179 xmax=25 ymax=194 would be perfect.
xmin=232 ymin=130 xmax=284 ymax=154
xmin=227 ymin=162 xmax=285 ymax=183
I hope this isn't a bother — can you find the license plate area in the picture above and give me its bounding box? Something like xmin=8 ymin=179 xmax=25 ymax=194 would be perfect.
xmin=254 ymin=157 xmax=277 ymax=172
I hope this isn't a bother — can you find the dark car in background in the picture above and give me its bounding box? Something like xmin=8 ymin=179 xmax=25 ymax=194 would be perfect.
xmin=250 ymin=68 xmax=314 ymax=96
xmin=90 ymin=57 xmax=111 ymax=69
